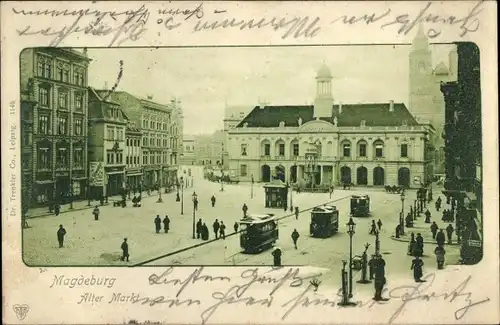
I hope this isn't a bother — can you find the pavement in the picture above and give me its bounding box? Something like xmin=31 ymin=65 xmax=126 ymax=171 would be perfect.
xmin=23 ymin=167 xmax=461 ymax=290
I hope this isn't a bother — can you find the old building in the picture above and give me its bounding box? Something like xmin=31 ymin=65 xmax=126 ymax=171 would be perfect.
xmin=227 ymin=64 xmax=434 ymax=187
xmin=181 ymin=135 xmax=196 ymax=165
xmin=108 ymin=92 xmax=180 ymax=189
xmin=88 ymin=88 xmax=127 ymax=197
xmin=125 ymin=119 xmax=143 ymax=190
xmin=409 ymin=24 xmax=458 ymax=173
xmin=440 ymin=42 xmax=482 ymax=263
xmin=20 ymin=48 xmax=91 ymax=208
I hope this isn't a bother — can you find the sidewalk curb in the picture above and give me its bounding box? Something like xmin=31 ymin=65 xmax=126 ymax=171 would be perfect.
xmin=389 ymin=235 xmax=460 ymax=246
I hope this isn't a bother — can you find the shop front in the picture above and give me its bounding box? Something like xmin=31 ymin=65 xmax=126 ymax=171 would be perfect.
xmin=33 ymin=177 xmax=55 ymax=207
xmin=105 ymin=167 xmax=126 ymax=197
xmin=126 ymin=168 xmax=143 ymax=192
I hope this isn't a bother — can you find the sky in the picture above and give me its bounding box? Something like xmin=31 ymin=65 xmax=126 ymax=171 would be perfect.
xmin=87 ymin=44 xmax=454 ymax=135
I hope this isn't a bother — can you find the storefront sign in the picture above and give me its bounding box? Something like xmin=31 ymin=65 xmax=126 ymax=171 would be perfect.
xmin=89 ymin=161 xmax=105 ymax=187
xmin=467 ymin=239 xmax=482 ymax=248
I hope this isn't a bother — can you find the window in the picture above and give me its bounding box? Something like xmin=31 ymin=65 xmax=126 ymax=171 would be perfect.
xmin=57 ymin=116 xmax=68 ymax=135
xmin=126 ymin=156 xmax=130 ymax=165
xmin=38 ymin=148 xmax=51 ymax=169
xmin=107 ymin=127 xmax=115 ymax=140
xmin=143 ymin=154 xmax=148 ymax=165
xmin=375 ymin=142 xmax=384 ymax=158
xmin=63 ymin=68 xmax=69 ymax=83
xmin=56 ymin=148 xmax=68 ymax=168
xmin=37 ymin=61 xmax=44 ymax=77
xmin=37 ymin=56 xmax=51 ymax=78
xmin=264 ymin=143 xmax=270 ymax=156
xmin=58 ymin=91 xmax=68 ymax=109
xmin=279 ymin=143 xmax=285 ymax=156
xmin=240 ymin=164 xmax=248 ymax=177
xmin=44 ymin=60 xmax=52 ymax=78
xmin=107 ymin=150 xmax=115 ymax=164
xmin=39 ymin=115 xmax=49 ymax=134
xmin=241 ymin=144 xmax=247 ymax=156
xmin=74 ymin=119 xmax=83 ymax=135
xmin=75 ymin=93 xmax=83 ymax=110
xmin=292 ymin=143 xmax=299 ymax=157
xmin=401 ymin=144 xmax=408 ymax=158
xmin=39 ymin=87 xmax=49 ymax=107
xmin=74 ymin=149 xmax=83 ymax=167
xmin=116 ymin=151 xmax=123 ymax=164
xmin=74 ymin=70 xmax=84 ymax=86
xmin=343 ymin=143 xmax=351 ymax=157
xmin=359 ymin=143 xmax=367 ymax=157
xmin=143 ymin=136 xmax=147 ymax=146
xmin=57 ymin=66 xmax=63 ymax=81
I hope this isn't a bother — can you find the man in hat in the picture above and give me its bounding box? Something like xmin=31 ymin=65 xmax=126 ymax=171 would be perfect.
xmin=57 ymin=224 xmax=66 ymax=248
xmin=121 ymin=238 xmax=129 ymax=262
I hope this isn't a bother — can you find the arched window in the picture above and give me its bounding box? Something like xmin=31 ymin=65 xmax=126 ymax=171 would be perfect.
xmin=341 ymin=140 xmax=351 ymax=158
xmin=373 ymin=140 xmax=384 ymax=158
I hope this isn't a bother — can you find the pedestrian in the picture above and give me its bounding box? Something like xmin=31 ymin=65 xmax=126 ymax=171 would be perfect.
xmin=436 ymin=229 xmax=446 ymax=247
xmin=233 ymin=222 xmax=239 ymax=233
xmin=435 ymin=197 xmax=442 ymax=212
xmin=411 ymin=255 xmax=424 ymax=282
xmin=424 ymin=209 xmax=431 ymax=224
xmin=446 ymin=224 xmax=454 ymax=244
xmin=415 ymin=233 xmax=424 ymax=256
xmin=368 ymin=254 xmax=376 ymax=280
xmin=242 ymin=203 xmax=248 ymax=218
xmin=57 ymin=224 xmax=66 ymax=248
xmin=219 ymin=221 xmax=226 ymax=240
xmin=377 ymin=219 xmax=383 ymax=231
xmin=369 ymin=220 xmax=377 ymax=235
xmin=120 ymin=238 xmax=129 ymax=262
xmin=291 ymin=229 xmax=300 ymax=249
xmin=196 ymin=219 xmax=203 ymax=239
xmin=163 ymin=215 xmax=170 ymax=233
xmin=213 ymin=219 xmax=220 ymax=239
xmin=408 ymin=232 xmax=415 ymax=256
xmin=202 ymin=223 xmax=209 ymax=240
xmin=294 ymin=207 xmax=299 ymax=220
xmin=92 ymin=206 xmax=100 ymax=221
xmin=211 ymin=195 xmax=216 ymax=207
xmin=176 ymin=192 xmax=180 ymax=202
xmin=329 ymin=186 xmax=333 ymax=199
xmin=194 ymin=196 xmax=199 ymax=211
xmin=434 ymin=245 xmax=446 ymax=269
xmin=395 ymin=224 xmax=402 ymax=238
xmin=430 ymin=221 xmax=438 ymax=239
xmin=283 ymin=200 xmax=288 ymax=212
xmin=373 ymin=255 xmax=387 ymax=301
xmin=54 ymin=203 xmax=61 ymax=216
xmin=272 ymin=247 xmax=282 ymax=267
xmin=154 ymin=215 xmax=162 ymax=234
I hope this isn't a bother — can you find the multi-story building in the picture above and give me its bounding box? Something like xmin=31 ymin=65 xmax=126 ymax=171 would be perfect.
xmin=409 ymin=24 xmax=458 ymax=173
xmin=170 ymin=98 xmax=184 ymax=170
xmin=227 ymin=64 xmax=435 ymax=187
xmin=181 ymin=135 xmax=196 ymax=165
xmin=109 ymin=92 xmax=180 ymax=188
xmin=125 ymin=119 xmax=143 ymax=190
xmin=20 ymin=48 xmax=91 ymax=208
xmin=440 ymin=42 xmax=482 ymax=263
xmin=88 ymin=88 xmax=127 ymax=197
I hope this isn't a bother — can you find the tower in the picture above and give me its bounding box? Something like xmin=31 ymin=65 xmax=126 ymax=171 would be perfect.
xmin=314 ymin=63 xmax=334 ymax=118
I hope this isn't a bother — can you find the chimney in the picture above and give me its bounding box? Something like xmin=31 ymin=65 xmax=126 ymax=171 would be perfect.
xmin=147 ymin=95 xmax=153 ymax=100
xmin=389 ymin=100 xmax=394 ymax=112
xmin=338 ymin=102 xmax=343 ymax=114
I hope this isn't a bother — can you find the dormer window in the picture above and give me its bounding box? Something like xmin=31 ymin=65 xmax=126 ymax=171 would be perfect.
xmin=360 ymin=120 xmax=366 ymax=127
xmin=241 ymin=144 xmax=247 ymax=156
xmin=279 ymin=121 xmax=285 ymax=127
xmin=402 ymin=120 xmax=408 ymax=127
xmin=243 ymin=122 xmax=248 ymax=128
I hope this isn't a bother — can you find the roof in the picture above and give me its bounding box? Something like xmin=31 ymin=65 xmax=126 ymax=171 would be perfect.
xmin=312 ymin=205 xmax=337 ymax=213
xmin=352 ymin=195 xmax=370 ymax=199
xmin=236 ymin=102 xmax=419 ymax=128
xmin=239 ymin=214 xmax=276 ymax=225
xmin=434 ymin=61 xmax=449 ymax=75
xmin=90 ymin=88 xmax=120 ymax=106
xmin=263 ymin=179 xmax=287 ymax=188
xmin=317 ymin=63 xmax=332 ymax=79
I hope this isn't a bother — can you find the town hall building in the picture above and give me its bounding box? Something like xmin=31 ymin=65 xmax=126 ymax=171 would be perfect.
xmin=226 ymin=63 xmax=435 ymax=188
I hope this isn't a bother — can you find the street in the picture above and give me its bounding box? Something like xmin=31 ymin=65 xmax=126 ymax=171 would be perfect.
xmin=23 ymin=165 xmax=460 ymax=293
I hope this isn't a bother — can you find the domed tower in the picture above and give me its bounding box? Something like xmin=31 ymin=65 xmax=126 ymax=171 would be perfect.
xmin=314 ymin=63 xmax=334 ymax=118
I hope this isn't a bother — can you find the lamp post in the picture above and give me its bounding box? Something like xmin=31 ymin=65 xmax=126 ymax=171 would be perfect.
xmin=400 ymin=192 xmax=406 ymax=235
xmin=180 ymin=176 xmax=184 ymax=215
xmin=251 ymin=174 xmax=254 ymax=199
xmin=346 ymin=217 xmax=356 ymax=298
xmin=157 ymin=167 xmax=163 ymax=203
xmin=192 ymin=191 xmax=197 ymax=239
xmin=375 ymin=229 xmax=380 ymax=255
xmin=220 ymin=143 xmax=225 ymax=192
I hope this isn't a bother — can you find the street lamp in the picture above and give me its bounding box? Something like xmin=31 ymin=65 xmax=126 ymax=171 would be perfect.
xmin=180 ymin=176 xmax=184 ymax=215
xmin=192 ymin=191 xmax=198 ymax=239
xmin=400 ymin=192 xmax=406 ymax=236
xmin=157 ymin=167 xmax=164 ymax=203
xmin=251 ymin=174 xmax=254 ymax=199
xmin=346 ymin=217 xmax=356 ymax=298
xmin=375 ymin=229 xmax=380 ymax=255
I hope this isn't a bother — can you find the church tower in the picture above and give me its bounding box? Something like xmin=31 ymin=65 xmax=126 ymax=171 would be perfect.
xmin=314 ymin=63 xmax=334 ymax=118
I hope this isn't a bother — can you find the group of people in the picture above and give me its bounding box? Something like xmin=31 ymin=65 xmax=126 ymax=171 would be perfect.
xmin=195 ymin=218 xmax=232 ymax=241
xmin=154 ymin=215 xmax=171 ymax=234
xmin=369 ymin=219 xmax=383 ymax=234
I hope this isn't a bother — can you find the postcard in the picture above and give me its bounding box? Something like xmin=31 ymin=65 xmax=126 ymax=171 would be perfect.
xmin=1 ymin=1 xmax=498 ymax=324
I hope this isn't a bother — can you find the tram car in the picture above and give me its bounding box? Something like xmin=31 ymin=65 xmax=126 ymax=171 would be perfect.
xmin=350 ymin=195 xmax=370 ymax=217
xmin=239 ymin=214 xmax=279 ymax=253
xmin=310 ymin=205 xmax=339 ymax=238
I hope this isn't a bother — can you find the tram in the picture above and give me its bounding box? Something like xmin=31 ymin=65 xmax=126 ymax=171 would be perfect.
xmin=239 ymin=214 xmax=279 ymax=253
xmin=350 ymin=195 xmax=370 ymax=217
xmin=310 ymin=205 xmax=339 ymax=238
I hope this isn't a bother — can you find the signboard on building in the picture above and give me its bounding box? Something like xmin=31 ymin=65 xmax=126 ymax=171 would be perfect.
xmin=89 ymin=162 xmax=105 ymax=187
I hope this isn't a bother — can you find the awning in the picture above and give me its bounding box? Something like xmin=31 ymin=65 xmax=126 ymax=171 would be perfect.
xmin=35 ymin=180 xmax=55 ymax=184
xmin=107 ymin=170 xmax=125 ymax=175
xmin=126 ymin=173 xmax=143 ymax=176
xmin=72 ymin=177 xmax=87 ymax=180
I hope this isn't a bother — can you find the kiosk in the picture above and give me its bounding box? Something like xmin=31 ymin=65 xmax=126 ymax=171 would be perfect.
xmin=263 ymin=179 xmax=288 ymax=208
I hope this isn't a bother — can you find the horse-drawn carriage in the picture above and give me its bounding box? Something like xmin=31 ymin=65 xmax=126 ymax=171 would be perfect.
xmin=384 ymin=185 xmax=404 ymax=194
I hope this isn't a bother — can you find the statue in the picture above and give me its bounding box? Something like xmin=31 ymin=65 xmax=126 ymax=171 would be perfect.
xmin=333 ymin=116 xmax=338 ymax=126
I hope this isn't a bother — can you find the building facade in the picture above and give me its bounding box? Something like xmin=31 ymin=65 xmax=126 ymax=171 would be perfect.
xmin=440 ymin=42 xmax=482 ymax=261
xmin=181 ymin=136 xmax=196 ymax=165
xmin=409 ymin=24 xmax=458 ymax=173
xmin=125 ymin=119 xmax=143 ymax=190
xmin=88 ymin=88 xmax=127 ymax=197
xmin=228 ymin=64 xmax=434 ymax=187
xmin=108 ymin=92 xmax=180 ymax=189
xmin=20 ymin=48 xmax=91 ymax=208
